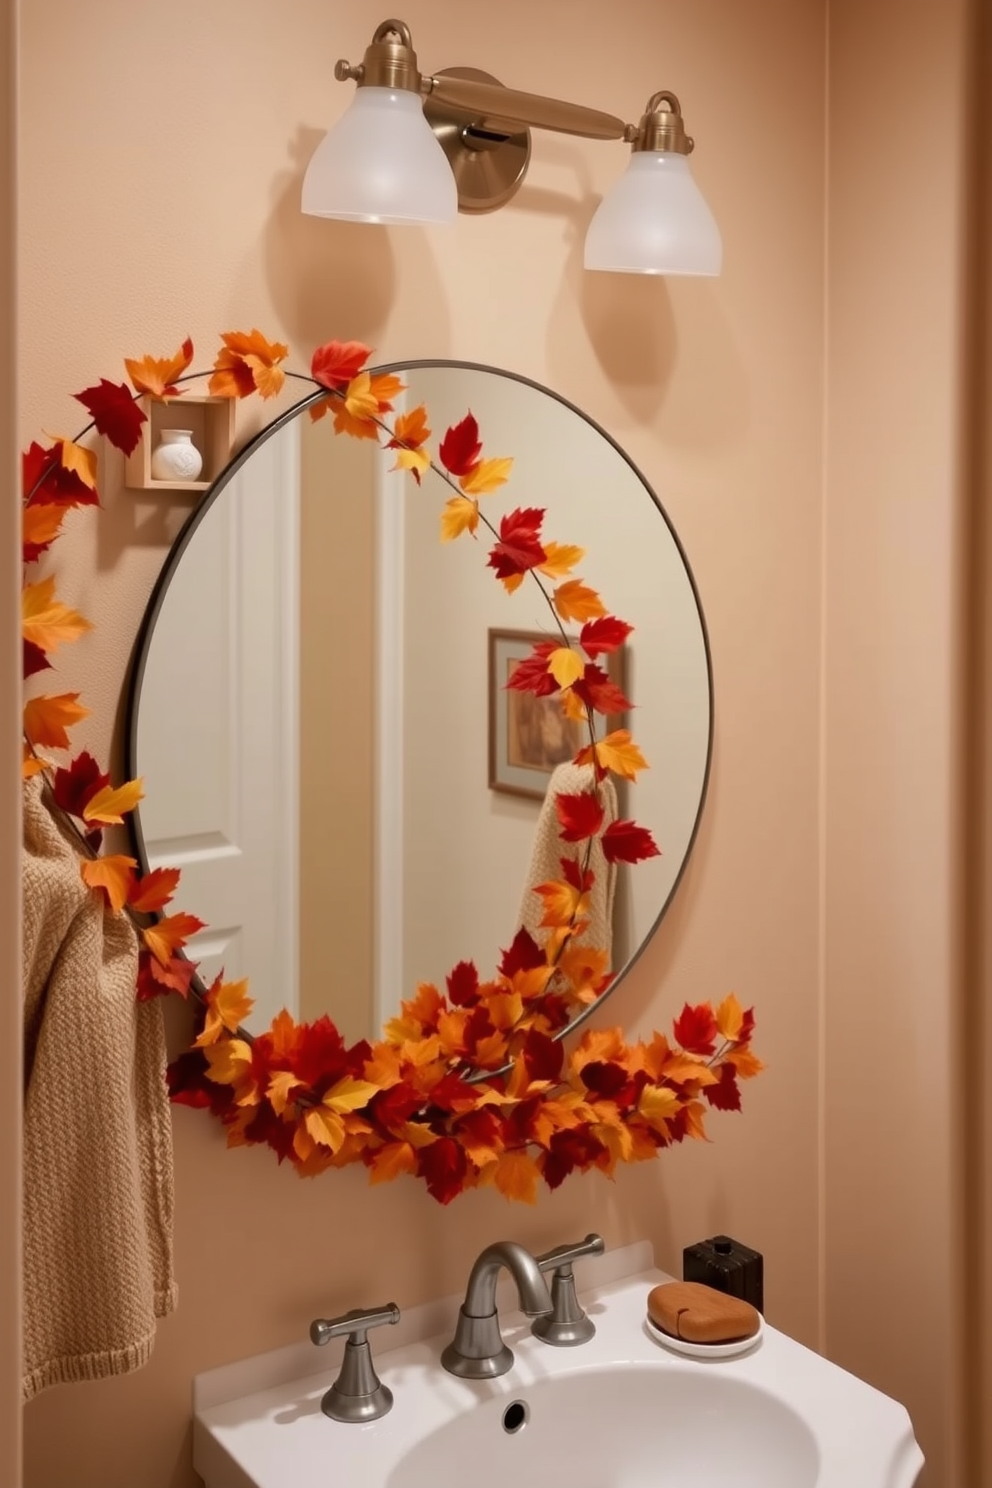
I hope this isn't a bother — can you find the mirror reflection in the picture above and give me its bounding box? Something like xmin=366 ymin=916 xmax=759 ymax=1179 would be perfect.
xmin=127 ymin=364 xmax=711 ymax=1046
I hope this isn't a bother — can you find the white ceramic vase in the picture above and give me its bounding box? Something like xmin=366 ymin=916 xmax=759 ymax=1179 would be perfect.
xmin=151 ymin=428 xmax=203 ymax=482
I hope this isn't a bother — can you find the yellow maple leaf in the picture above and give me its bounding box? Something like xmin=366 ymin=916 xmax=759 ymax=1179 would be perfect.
xmin=342 ymin=371 xmax=379 ymax=421
xmin=50 ymin=436 xmax=98 ymax=490
xmin=715 ymin=992 xmax=745 ymax=1042
xmin=21 ymin=576 xmax=93 ymax=655
xmin=553 ymin=579 xmax=607 ymax=623
xmin=575 ymin=728 xmax=648 ymax=782
xmin=80 ymin=854 xmax=136 ymax=914
xmin=547 ymin=646 xmax=584 ymax=689
xmin=82 ymin=776 xmax=145 ymax=825
xmin=23 ymin=692 xmax=90 ymax=750
xmin=203 ymin=1038 xmax=255 ymax=1092
xmin=322 ymin=1076 xmax=380 ymax=1115
xmin=459 ymin=456 xmax=513 ymax=496
xmin=440 ymin=495 xmax=479 ymax=542
xmin=393 ymin=446 xmax=431 ymax=479
xmin=368 ymin=1140 xmax=418 ymax=1184
xmin=267 ymin=1070 xmax=306 ymax=1115
xmin=195 ymin=977 xmax=255 ymax=1047
xmin=493 ymin=1148 xmax=541 ymax=1203
xmin=594 ymin=1119 xmax=634 ymax=1170
xmin=538 ymin=542 xmax=585 ymax=580
xmin=637 ymin=1084 xmax=681 ymax=1134
xmin=305 ymin=1106 xmax=346 ymax=1153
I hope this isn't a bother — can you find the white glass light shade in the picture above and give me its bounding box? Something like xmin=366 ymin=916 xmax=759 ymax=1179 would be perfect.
xmin=302 ymin=87 xmax=458 ymax=225
xmin=584 ymin=152 xmax=722 ymax=276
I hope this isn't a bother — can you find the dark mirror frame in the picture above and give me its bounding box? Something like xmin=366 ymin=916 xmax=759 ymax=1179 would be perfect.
xmin=122 ymin=360 xmax=714 ymax=1070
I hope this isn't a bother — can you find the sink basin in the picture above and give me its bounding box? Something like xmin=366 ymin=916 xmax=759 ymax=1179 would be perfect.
xmin=389 ymin=1365 xmax=819 ymax=1488
xmin=193 ymin=1251 xmax=924 ymax=1488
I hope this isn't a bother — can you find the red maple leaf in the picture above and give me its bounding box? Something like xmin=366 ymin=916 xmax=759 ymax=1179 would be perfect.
xmin=424 ymin=1073 xmax=478 ymax=1113
xmin=166 ymin=1050 xmax=217 ymax=1108
xmin=580 ymin=616 xmax=633 ymax=659
xmin=739 ymin=1006 xmax=756 ymax=1043
xmin=601 ymin=819 xmax=661 ymax=865
xmin=463 ymin=1006 xmax=499 ymax=1058
xmin=370 ymin=1082 xmax=423 ymax=1132
xmin=487 ymin=507 xmax=547 ymax=583
xmin=673 ymin=1002 xmax=719 ymax=1056
xmin=136 ymin=948 xmax=198 ymax=1001
xmin=51 ymin=750 xmax=108 ymax=819
xmin=73 ymin=379 xmax=147 ymax=456
xmin=21 ymin=441 xmax=98 ymax=508
xmin=561 ymin=857 xmax=595 ymax=894
xmin=579 ymin=1060 xmax=629 ymax=1099
xmin=418 ymin=1135 xmax=468 ymax=1204
xmin=704 ymin=1062 xmax=742 ymax=1112
xmin=573 ymin=664 xmax=632 ymax=717
xmin=23 ymin=639 xmax=51 ymax=679
xmin=293 ymin=1014 xmax=348 ymax=1089
xmin=541 ymin=1128 xmax=607 ymax=1190
xmin=438 ymin=412 xmax=482 ymax=476
xmin=127 ymin=866 xmax=182 ymax=914
xmin=310 ymin=339 xmax=373 ymax=390
xmin=446 ymin=959 xmax=480 ymax=1007
xmin=554 ymin=790 xmax=605 ymax=843
xmin=499 ymin=927 xmax=545 ymax=979
xmin=521 ymin=1029 xmax=563 ymax=1082
xmin=506 ymin=640 xmax=559 ymax=697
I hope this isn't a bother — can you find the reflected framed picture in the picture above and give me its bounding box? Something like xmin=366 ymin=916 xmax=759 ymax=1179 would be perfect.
xmin=488 ymin=627 xmax=628 ymax=801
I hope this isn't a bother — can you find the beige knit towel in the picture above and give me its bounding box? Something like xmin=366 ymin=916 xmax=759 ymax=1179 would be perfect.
xmin=21 ymin=776 xmax=177 ymax=1401
xmin=516 ymin=761 xmax=619 ymax=962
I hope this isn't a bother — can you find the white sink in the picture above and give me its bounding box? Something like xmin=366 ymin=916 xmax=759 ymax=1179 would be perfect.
xmin=193 ymin=1249 xmax=924 ymax=1488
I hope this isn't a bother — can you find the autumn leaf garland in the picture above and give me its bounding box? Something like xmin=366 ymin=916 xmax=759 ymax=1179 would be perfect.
xmin=19 ymin=331 xmax=763 ymax=1202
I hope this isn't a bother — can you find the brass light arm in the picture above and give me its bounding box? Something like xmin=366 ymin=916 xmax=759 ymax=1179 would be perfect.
xmin=421 ymin=73 xmax=628 ymax=142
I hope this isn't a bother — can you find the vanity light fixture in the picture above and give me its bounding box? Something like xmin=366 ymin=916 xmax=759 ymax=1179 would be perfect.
xmin=301 ymin=19 xmax=722 ymax=276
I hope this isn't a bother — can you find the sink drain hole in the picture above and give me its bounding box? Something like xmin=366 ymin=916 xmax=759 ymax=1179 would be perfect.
xmin=502 ymin=1400 xmax=529 ymax=1434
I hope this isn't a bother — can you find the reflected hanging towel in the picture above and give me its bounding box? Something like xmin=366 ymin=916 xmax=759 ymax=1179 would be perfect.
xmin=516 ymin=761 xmax=619 ymax=961
xmin=21 ymin=776 xmax=177 ymax=1401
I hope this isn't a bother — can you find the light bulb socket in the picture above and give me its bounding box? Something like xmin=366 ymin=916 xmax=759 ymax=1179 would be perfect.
xmin=630 ymin=92 xmax=694 ymax=155
xmin=335 ymin=19 xmax=423 ymax=94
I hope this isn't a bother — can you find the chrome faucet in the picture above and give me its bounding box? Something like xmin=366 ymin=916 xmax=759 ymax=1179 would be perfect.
xmin=440 ymin=1240 xmax=553 ymax=1379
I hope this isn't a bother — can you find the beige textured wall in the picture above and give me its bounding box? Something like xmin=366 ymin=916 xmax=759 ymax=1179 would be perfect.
xmin=824 ymin=2 xmax=973 ymax=1483
xmin=2 ymin=6 xmax=22 ymax=1488
xmin=16 ymin=1 xmax=825 ymax=1485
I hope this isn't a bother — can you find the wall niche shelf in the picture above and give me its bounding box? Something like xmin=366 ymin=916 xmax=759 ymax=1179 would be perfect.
xmin=125 ymin=394 xmax=235 ymax=492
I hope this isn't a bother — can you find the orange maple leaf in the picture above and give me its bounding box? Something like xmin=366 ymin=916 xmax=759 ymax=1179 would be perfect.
xmin=127 ymin=865 xmax=181 ymax=914
xmin=493 ymin=1148 xmax=541 ymax=1203
xmin=209 ymin=329 xmax=288 ymax=400
xmin=533 ymin=878 xmax=588 ymax=930
xmin=726 ymin=1046 xmax=765 ymax=1079
xmin=203 ymin=1038 xmax=258 ymax=1103
xmin=124 ymin=337 xmax=194 ymax=397
xmin=142 ymin=910 xmax=205 ymax=966
xmin=570 ymin=1026 xmax=628 ymax=1074
xmin=368 ymin=1140 xmax=418 ymax=1185
xmin=637 ymin=1083 xmax=681 ymax=1135
xmin=553 ymin=579 xmax=607 ymax=624
xmin=21 ymin=744 xmax=47 ymax=779
xmin=22 ymin=502 xmax=69 ymax=554
xmin=715 ymin=991 xmax=745 ymax=1042
xmin=194 ymin=976 xmax=254 ymax=1047
xmin=82 ymin=776 xmax=145 ymax=824
xmin=574 ymin=728 xmax=648 ymax=782
xmin=267 ymin=1070 xmax=307 ymax=1116
xmin=80 ymin=854 xmax=137 ymax=914
xmin=22 ymin=692 xmax=90 ymax=750
xmin=21 ymin=576 xmax=93 ymax=655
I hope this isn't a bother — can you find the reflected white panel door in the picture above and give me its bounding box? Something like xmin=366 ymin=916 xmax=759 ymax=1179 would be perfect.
xmin=136 ymin=425 xmax=300 ymax=1026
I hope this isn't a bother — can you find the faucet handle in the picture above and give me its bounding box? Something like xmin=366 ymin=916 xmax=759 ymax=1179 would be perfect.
xmin=533 ymin=1233 xmax=604 ymax=1347
xmin=309 ymin=1302 xmax=400 ymax=1422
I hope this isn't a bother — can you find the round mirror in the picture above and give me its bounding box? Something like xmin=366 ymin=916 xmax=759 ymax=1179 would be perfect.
xmin=125 ymin=363 xmax=712 ymax=1053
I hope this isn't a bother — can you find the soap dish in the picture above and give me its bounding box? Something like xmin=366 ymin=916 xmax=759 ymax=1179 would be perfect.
xmin=644 ymin=1312 xmax=764 ymax=1360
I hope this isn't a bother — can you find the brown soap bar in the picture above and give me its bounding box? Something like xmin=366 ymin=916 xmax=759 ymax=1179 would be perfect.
xmin=647 ymin=1281 xmax=760 ymax=1344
